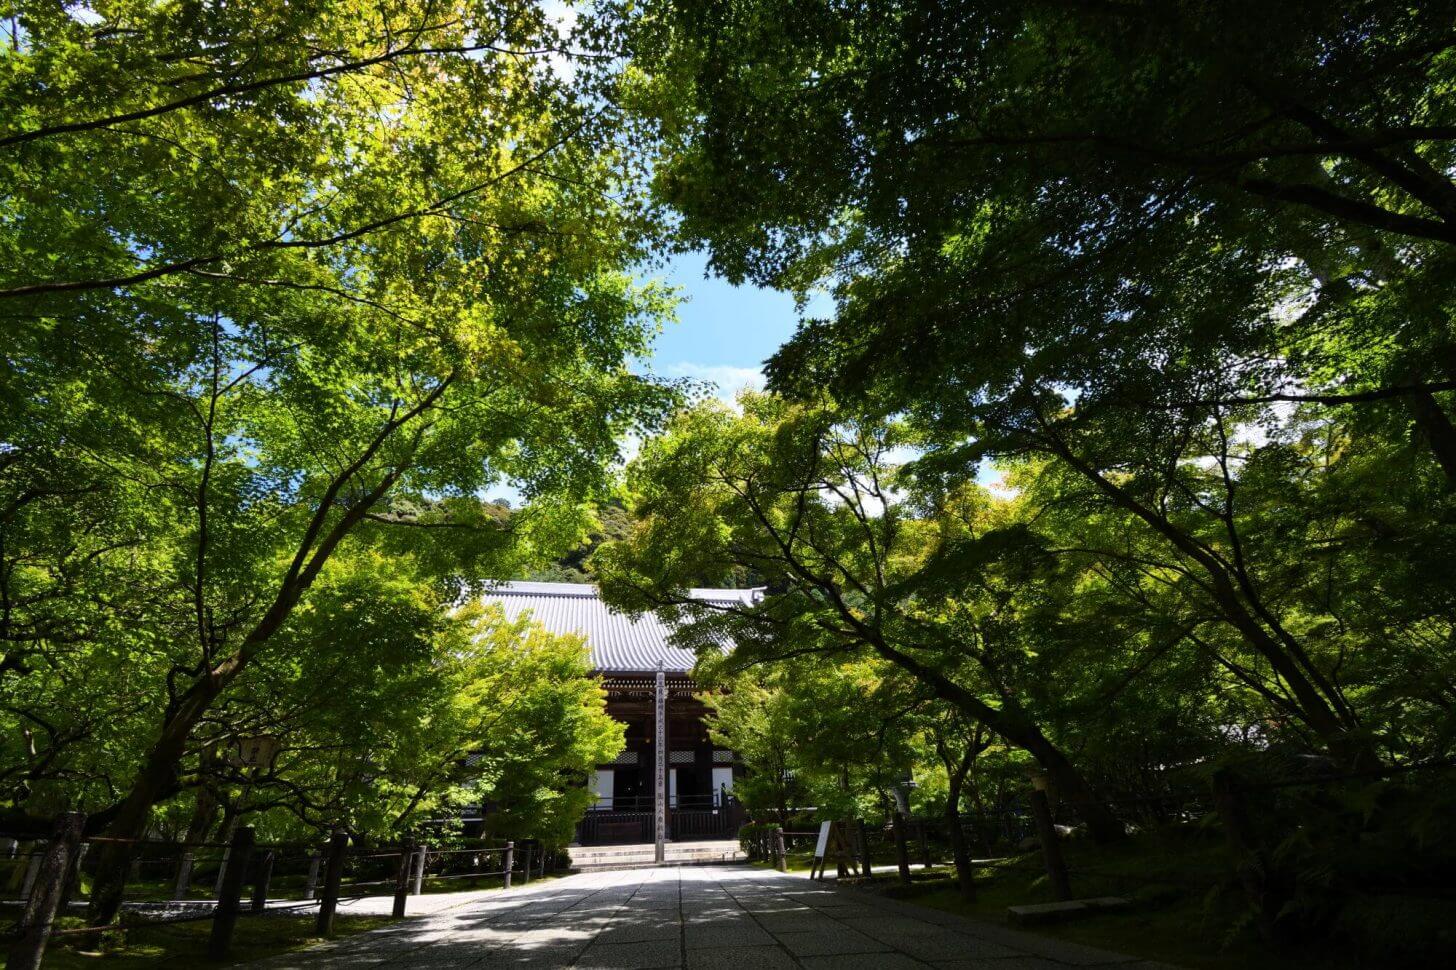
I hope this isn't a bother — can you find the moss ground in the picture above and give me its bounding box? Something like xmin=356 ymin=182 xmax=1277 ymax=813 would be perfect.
xmin=25 ymin=912 xmax=391 ymax=968
xmin=754 ymin=825 xmax=1374 ymax=970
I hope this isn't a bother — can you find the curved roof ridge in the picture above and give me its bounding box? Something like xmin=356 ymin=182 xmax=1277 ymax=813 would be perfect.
xmin=485 ymin=580 xmax=597 ymax=596
xmin=485 ymin=579 xmax=761 ymax=602
xmin=478 ymin=580 xmax=761 ymax=673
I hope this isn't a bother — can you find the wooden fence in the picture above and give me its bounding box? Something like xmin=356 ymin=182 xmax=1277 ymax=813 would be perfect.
xmin=0 ymin=821 xmax=552 ymax=970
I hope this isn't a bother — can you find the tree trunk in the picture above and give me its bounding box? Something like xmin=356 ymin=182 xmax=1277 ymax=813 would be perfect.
xmin=865 ymin=636 xmax=1125 ymax=844
xmin=1015 ymin=723 xmax=1123 ymax=844
xmin=173 ymin=785 xmax=218 ymax=898
xmin=945 ymin=777 xmax=975 ymax=901
xmin=1408 ymin=391 xmax=1456 ymax=488
xmin=83 ymin=395 xmax=438 ymax=926
xmin=892 ymin=808 xmax=912 ymax=884
xmin=88 ymin=674 xmax=226 ymax=924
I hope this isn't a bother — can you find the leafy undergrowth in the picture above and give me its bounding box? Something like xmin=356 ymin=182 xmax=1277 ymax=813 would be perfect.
xmin=30 ymin=913 xmax=393 ymax=968
xmin=772 ymin=825 xmax=1439 ymax=970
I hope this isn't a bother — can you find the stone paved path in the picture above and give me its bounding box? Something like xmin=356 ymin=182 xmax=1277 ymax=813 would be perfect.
xmin=249 ymin=864 xmax=1175 ymax=969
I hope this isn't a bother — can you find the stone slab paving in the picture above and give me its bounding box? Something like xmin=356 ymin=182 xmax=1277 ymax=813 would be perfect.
xmin=246 ymin=864 xmax=1181 ymax=969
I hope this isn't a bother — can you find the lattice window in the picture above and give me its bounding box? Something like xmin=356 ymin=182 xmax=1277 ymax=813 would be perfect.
xmin=613 ymin=750 xmax=639 ymax=765
xmin=713 ymin=749 xmax=735 ymax=763
xmin=669 ymin=750 xmax=695 ymax=765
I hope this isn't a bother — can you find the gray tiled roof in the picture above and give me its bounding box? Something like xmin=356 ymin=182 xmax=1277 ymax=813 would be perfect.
xmin=479 ymin=581 xmax=760 ymax=674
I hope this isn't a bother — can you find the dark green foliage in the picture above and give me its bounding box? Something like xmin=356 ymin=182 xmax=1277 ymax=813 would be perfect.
xmin=605 ymin=0 xmax=1456 ymax=958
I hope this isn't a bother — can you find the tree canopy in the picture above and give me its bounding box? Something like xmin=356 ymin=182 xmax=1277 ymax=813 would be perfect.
xmin=8 ymin=0 xmax=1456 ymax=959
xmin=592 ymin=0 xmax=1456 ymax=953
xmin=2 ymin=0 xmax=661 ymax=923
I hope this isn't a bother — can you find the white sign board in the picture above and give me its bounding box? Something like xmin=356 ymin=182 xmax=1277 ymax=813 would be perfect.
xmin=812 ymin=820 xmax=831 ymax=862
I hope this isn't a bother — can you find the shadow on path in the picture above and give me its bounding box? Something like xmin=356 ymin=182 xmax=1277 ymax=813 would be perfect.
xmin=245 ymin=864 xmax=1176 ymax=968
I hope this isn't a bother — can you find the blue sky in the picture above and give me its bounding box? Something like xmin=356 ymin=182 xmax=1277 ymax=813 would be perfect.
xmin=488 ymin=252 xmax=826 ymax=504
xmin=645 ymin=252 xmax=832 ymax=400
xmin=640 ymin=255 xmax=1004 ymax=491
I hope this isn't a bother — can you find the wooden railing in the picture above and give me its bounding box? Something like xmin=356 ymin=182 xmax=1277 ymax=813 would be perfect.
xmin=574 ymin=795 xmax=746 ymax=845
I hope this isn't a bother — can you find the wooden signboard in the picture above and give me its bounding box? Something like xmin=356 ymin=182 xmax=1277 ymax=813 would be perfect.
xmin=808 ymin=821 xmax=855 ymax=880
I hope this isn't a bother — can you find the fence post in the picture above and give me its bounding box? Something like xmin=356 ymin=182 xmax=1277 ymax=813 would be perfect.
xmin=56 ymin=841 xmax=88 ymax=914
xmin=522 ymin=843 xmax=533 ymax=884
xmin=856 ymin=819 xmax=872 ymax=878
xmin=213 ymin=817 xmax=239 ymax=897
xmin=392 ymin=844 xmax=413 ymax=919
xmin=502 ymin=842 xmax=514 ymax=889
xmin=303 ymin=850 xmax=321 ymax=900
xmin=1028 ymin=787 xmax=1072 ymax=901
xmin=20 ymin=845 xmax=42 ymax=902
xmin=892 ymin=811 xmax=912 ymax=884
xmin=250 ymin=849 xmax=274 ymax=913
xmin=412 ymin=845 xmax=427 ymax=895
xmin=173 ymin=850 xmax=195 ymax=900
xmin=315 ymin=831 xmax=348 ymax=937
xmin=5 ymin=811 xmax=85 ymax=970
xmin=207 ymin=825 xmax=255 ymax=960
xmin=772 ymin=827 xmax=787 ymax=872
xmin=1212 ymin=768 xmax=1275 ymax=938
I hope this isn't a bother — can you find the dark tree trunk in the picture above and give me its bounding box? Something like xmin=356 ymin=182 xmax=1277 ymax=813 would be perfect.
xmin=1409 ymin=391 xmax=1456 ymax=487
xmin=183 ymin=785 xmax=219 ymax=845
xmin=1019 ymin=729 xmax=1124 ymax=844
xmin=892 ymin=808 xmax=912 ymax=884
xmin=82 ymin=393 xmax=438 ymax=927
xmin=88 ymin=674 xmax=227 ymax=924
xmin=863 ymin=638 xmax=1125 ymax=844
xmin=946 ymin=784 xmax=975 ymax=900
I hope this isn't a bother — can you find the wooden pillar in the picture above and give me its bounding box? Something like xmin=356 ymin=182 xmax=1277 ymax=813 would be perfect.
xmin=502 ymin=842 xmax=514 ymax=889
xmin=315 ymin=832 xmax=348 ymax=937
xmin=212 ymin=814 xmax=239 ymax=896
xmin=208 ymin=826 xmax=254 ymax=960
xmin=20 ymin=847 xmax=42 ymax=902
xmin=857 ymin=818 xmax=872 ymax=878
xmin=249 ymin=849 xmax=274 ymax=913
xmin=56 ymin=842 xmax=88 ymax=913
xmin=695 ymin=733 xmax=714 ymax=804
xmin=173 ymin=850 xmax=195 ymax=900
xmin=302 ymin=850 xmax=321 ymax=900
xmin=412 ymin=845 xmax=427 ymax=895
xmin=392 ymin=845 xmax=412 ymax=918
xmin=1029 ymin=787 xmax=1072 ymax=901
xmin=5 ymin=811 xmax=84 ymax=970
xmin=892 ymin=810 xmax=912 ymax=884
xmin=1212 ymin=768 xmax=1275 ymax=938
xmin=654 ymin=665 xmax=667 ymax=864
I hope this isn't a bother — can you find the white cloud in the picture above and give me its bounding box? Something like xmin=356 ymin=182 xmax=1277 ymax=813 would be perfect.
xmin=539 ymin=0 xmax=582 ymax=82
xmin=660 ymin=362 xmax=767 ymax=403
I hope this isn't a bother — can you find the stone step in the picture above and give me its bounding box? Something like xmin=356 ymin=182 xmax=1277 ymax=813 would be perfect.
xmin=1007 ymin=897 xmax=1131 ymax=926
xmin=570 ymin=849 xmax=743 ymax=862
xmin=568 ymin=841 xmax=744 ymax=871
xmin=570 ymin=841 xmax=739 ymax=856
xmin=571 ymin=858 xmax=745 ymax=873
